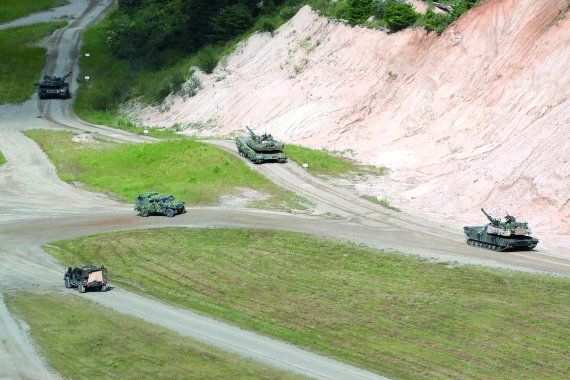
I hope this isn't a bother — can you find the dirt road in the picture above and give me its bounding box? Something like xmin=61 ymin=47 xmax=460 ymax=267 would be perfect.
xmin=1 ymin=1 xmax=569 ymax=379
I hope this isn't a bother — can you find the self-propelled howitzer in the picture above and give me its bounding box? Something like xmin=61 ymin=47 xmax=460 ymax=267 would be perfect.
xmin=463 ymin=208 xmax=538 ymax=251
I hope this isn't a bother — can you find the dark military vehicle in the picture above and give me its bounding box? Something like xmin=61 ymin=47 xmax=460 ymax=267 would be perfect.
xmin=64 ymin=265 xmax=108 ymax=293
xmin=464 ymin=208 xmax=539 ymax=251
xmin=34 ymin=72 xmax=71 ymax=99
xmin=235 ymin=126 xmax=288 ymax=164
xmin=135 ymin=191 xmax=185 ymax=217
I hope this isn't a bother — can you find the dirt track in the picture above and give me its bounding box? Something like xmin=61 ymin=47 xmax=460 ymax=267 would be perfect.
xmin=1 ymin=1 xmax=570 ymax=379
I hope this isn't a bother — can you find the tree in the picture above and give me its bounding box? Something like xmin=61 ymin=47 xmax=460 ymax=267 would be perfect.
xmin=424 ymin=8 xmax=451 ymax=34
xmin=383 ymin=2 xmax=418 ymax=32
xmin=347 ymin=0 xmax=374 ymax=25
xmin=208 ymin=4 xmax=254 ymax=43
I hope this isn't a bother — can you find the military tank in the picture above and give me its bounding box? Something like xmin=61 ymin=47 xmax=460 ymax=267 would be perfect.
xmin=235 ymin=126 xmax=287 ymax=164
xmin=463 ymin=208 xmax=539 ymax=251
xmin=35 ymin=72 xmax=71 ymax=99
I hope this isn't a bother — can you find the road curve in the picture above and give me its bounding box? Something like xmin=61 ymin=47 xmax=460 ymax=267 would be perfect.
xmin=1 ymin=1 xmax=570 ymax=379
xmin=1 ymin=1 xmax=384 ymax=379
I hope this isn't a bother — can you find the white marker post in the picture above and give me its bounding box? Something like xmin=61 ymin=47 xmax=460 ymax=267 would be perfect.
xmin=84 ymin=76 xmax=90 ymax=81
xmin=302 ymin=163 xmax=309 ymax=169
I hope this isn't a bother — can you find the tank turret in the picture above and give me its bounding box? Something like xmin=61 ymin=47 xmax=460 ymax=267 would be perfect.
xmin=481 ymin=208 xmax=532 ymax=237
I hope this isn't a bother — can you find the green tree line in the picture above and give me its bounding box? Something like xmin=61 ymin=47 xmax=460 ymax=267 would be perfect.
xmin=105 ymin=0 xmax=479 ymax=71
xmin=107 ymin=0 xmax=301 ymax=69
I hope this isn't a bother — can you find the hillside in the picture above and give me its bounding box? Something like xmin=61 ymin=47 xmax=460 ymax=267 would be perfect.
xmin=127 ymin=0 xmax=570 ymax=253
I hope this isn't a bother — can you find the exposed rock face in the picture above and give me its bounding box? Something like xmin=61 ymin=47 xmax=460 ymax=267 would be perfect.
xmin=130 ymin=1 xmax=570 ymax=253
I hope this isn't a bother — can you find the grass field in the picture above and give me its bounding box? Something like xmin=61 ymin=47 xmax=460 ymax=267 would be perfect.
xmin=284 ymin=144 xmax=386 ymax=178
xmin=0 ymin=151 xmax=5 ymax=166
xmin=6 ymin=292 xmax=302 ymax=379
xmin=0 ymin=21 xmax=66 ymax=104
xmin=46 ymin=228 xmax=570 ymax=379
xmin=73 ymin=18 xmax=131 ymax=122
xmin=0 ymin=0 xmax=68 ymax=23
xmin=24 ymin=129 xmax=308 ymax=210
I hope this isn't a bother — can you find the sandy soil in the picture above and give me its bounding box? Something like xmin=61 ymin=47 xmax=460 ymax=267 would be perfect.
xmin=129 ymin=0 xmax=570 ymax=254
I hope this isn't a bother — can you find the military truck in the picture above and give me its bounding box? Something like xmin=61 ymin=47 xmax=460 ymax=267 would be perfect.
xmin=64 ymin=265 xmax=108 ymax=293
xmin=135 ymin=191 xmax=185 ymax=217
xmin=463 ymin=208 xmax=539 ymax=251
xmin=34 ymin=72 xmax=72 ymax=99
xmin=235 ymin=126 xmax=288 ymax=164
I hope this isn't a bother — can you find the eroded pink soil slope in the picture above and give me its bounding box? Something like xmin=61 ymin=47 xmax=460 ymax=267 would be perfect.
xmin=130 ymin=0 xmax=570 ymax=253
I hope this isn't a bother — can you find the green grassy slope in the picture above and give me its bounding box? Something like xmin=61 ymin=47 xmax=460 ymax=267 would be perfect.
xmin=24 ymin=129 xmax=308 ymax=210
xmin=0 ymin=22 xmax=66 ymax=104
xmin=0 ymin=0 xmax=68 ymax=23
xmin=46 ymin=228 xmax=570 ymax=379
xmin=284 ymin=144 xmax=385 ymax=177
xmin=6 ymin=292 xmax=303 ymax=379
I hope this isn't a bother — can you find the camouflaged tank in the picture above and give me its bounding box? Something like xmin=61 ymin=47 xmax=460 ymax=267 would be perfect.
xmin=235 ymin=126 xmax=287 ymax=164
xmin=35 ymin=72 xmax=71 ymax=99
xmin=463 ymin=208 xmax=539 ymax=251
xmin=135 ymin=192 xmax=185 ymax=217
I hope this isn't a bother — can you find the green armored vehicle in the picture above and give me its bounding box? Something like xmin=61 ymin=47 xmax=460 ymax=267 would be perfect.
xmin=135 ymin=192 xmax=185 ymax=217
xmin=235 ymin=126 xmax=288 ymax=164
xmin=464 ymin=208 xmax=539 ymax=251
xmin=34 ymin=72 xmax=71 ymax=99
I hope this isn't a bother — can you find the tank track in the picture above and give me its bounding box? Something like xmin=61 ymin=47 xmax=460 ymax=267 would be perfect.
xmin=466 ymin=239 xmax=506 ymax=251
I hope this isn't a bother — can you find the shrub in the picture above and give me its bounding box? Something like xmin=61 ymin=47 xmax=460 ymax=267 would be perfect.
xmin=383 ymin=2 xmax=418 ymax=32
xmin=208 ymin=4 xmax=254 ymax=43
xmin=195 ymin=46 xmax=220 ymax=74
xmin=347 ymin=0 xmax=374 ymax=24
xmin=257 ymin=17 xmax=276 ymax=33
xmin=424 ymin=8 xmax=451 ymax=33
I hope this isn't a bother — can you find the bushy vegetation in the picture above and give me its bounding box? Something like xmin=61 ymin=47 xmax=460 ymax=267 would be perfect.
xmin=0 ymin=150 xmax=6 ymax=165
xmin=24 ymin=129 xmax=308 ymax=210
xmin=75 ymin=0 xmax=307 ymax=122
xmin=422 ymin=0 xmax=480 ymax=33
xmin=311 ymin=0 xmax=479 ymax=33
xmin=46 ymin=228 xmax=570 ymax=379
xmin=75 ymin=0 xmax=480 ymax=124
xmin=7 ymin=293 xmax=301 ymax=379
xmin=0 ymin=22 xmax=66 ymax=104
xmin=382 ymin=1 xmax=418 ymax=31
xmin=0 ymin=0 xmax=68 ymax=23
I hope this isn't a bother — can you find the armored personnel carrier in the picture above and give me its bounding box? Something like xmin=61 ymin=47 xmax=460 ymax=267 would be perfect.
xmin=135 ymin=191 xmax=185 ymax=217
xmin=34 ymin=72 xmax=71 ymax=99
xmin=464 ymin=208 xmax=539 ymax=251
xmin=64 ymin=265 xmax=108 ymax=293
xmin=235 ymin=126 xmax=287 ymax=164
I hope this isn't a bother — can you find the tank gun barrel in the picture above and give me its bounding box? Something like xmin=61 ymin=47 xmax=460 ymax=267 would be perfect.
xmin=246 ymin=126 xmax=256 ymax=136
xmin=481 ymin=208 xmax=497 ymax=224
